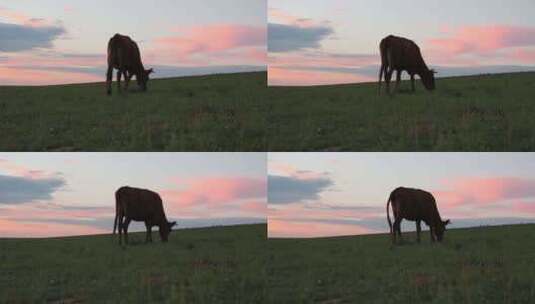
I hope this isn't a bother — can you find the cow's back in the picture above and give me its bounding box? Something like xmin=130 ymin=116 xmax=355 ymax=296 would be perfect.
xmin=383 ymin=35 xmax=425 ymax=71
xmin=107 ymin=34 xmax=142 ymax=70
xmin=116 ymin=186 xmax=164 ymax=221
xmin=391 ymin=187 xmax=438 ymax=221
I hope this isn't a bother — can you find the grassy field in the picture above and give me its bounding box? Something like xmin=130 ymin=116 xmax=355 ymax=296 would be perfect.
xmin=267 ymin=224 xmax=535 ymax=303
xmin=1 ymin=71 xmax=534 ymax=151
xmin=0 ymin=72 xmax=267 ymax=151
xmin=0 ymin=224 xmax=266 ymax=303
xmin=267 ymin=72 xmax=535 ymax=151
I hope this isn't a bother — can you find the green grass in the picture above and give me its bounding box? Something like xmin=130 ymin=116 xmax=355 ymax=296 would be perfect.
xmin=0 ymin=72 xmax=267 ymax=151
xmin=2 ymin=71 xmax=534 ymax=151
xmin=267 ymin=224 xmax=535 ymax=303
xmin=267 ymin=72 xmax=535 ymax=151
xmin=0 ymin=224 xmax=266 ymax=303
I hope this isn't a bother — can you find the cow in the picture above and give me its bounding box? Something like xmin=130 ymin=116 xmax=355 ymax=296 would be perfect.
xmin=106 ymin=33 xmax=154 ymax=95
xmin=386 ymin=187 xmax=450 ymax=244
xmin=378 ymin=35 xmax=436 ymax=95
xmin=113 ymin=186 xmax=176 ymax=245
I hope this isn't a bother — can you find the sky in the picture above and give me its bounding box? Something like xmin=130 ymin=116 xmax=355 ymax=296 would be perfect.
xmin=0 ymin=153 xmax=266 ymax=238
xmin=0 ymin=0 xmax=266 ymax=85
xmin=268 ymin=0 xmax=535 ymax=85
xmin=268 ymin=153 xmax=535 ymax=238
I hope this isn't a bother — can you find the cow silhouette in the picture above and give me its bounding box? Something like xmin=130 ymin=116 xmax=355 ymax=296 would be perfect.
xmin=113 ymin=186 xmax=176 ymax=245
xmin=387 ymin=187 xmax=450 ymax=243
xmin=106 ymin=33 xmax=153 ymax=95
xmin=378 ymin=35 xmax=436 ymax=94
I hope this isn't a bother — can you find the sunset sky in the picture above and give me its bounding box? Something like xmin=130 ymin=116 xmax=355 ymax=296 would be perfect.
xmin=268 ymin=153 xmax=535 ymax=238
xmin=268 ymin=0 xmax=535 ymax=85
xmin=0 ymin=0 xmax=266 ymax=85
xmin=0 ymin=153 xmax=266 ymax=238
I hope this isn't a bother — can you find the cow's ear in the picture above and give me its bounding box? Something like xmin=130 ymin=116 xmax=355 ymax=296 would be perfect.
xmin=147 ymin=68 xmax=154 ymax=74
xmin=444 ymin=219 xmax=450 ymax=226
xmin=169 ymin=221 xmax=177 ymax=228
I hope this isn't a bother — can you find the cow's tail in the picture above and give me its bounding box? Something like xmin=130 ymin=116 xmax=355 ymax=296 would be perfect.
xmin=378 ymin=38 xmax=388 ymax=94
xmin=386 ymin=191 xmax=393 ymax=234
xmin=113 ymin=191 xmax=120 ymax=235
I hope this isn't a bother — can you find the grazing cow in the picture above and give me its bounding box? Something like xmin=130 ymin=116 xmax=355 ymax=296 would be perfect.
xmin=378 ymin=35 xmax=436 ymax=94
xmin=386 ymin=187 xmax=450 ymax=244
xmin=113 ymin=186 xmax=176 ymax=245
xmin=106 ymin=33 xmax=154 ymax=95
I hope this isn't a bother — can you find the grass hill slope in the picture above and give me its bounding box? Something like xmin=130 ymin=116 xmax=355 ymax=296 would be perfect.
xmin=267 ymin=72 xmax=535 ymax=151
xmin=267 ymin=224 xmax=535 ymax=303
xmin=0 ymin=224 xmax=266 ymax=303
xmin=0 ymin=72 xmax=267 ymax=151
xmin=1 ymin=71 xmax=533 ymax=151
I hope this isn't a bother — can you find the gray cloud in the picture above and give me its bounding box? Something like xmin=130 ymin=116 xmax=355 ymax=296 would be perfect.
xmin=0 ymin=21 xmax=66 ymax=52
xmin=0 ymin=174 xmax=66 ymax=204
xmin=268 ymin=174 xmax=333 ymax=204
xmin=268 ymin=22 xmax=333 ymax=53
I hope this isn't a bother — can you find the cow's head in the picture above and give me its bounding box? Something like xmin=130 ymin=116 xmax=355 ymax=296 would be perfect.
xmin=435 ymin=219 xmax=450 ymax=242
xmin=159 ymin=220 xmax=176 ymax=242
xmin=138 ymin=68 xmax=154 ymax=91
xmin=421 ymin=69 xmax=436 ymax=91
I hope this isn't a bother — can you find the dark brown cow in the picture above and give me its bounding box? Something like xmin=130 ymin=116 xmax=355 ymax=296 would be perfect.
xmin=386 ymin=187 xmax=450 ymax=244
xmin=113 ymin=186 xmax=176 ymax=245
xmin=378 ymin=35 xmax=436 ymax=94
xmin=106 ymin=33 xmax=153 ymax=95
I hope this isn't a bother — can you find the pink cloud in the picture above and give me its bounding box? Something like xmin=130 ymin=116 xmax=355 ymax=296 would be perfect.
xmin=0 ymin=203 xmax=113 ymax=221
xmin=269 ymin=8 xmax=320 ymax=28
xmin=158 ymin=177 xmax=266 ymax=218
xmin=151 ymin=24 xmax=266 ymax=65
xmin=0 ymin=66 xmax=100 ymax=86
xmin=0 ymin=7 xmax=60 ymax=28
xmin=427 ymin=25 xmax=535 ymax=64
xmin=268 ymin=67 xmax=374 ymax=86
xmin=268 ymin=218 xmax=374 ymax=238
xmin=162 ymin=176 xmax=266 ymax=207
xmin=511 ymin=201 xmax=535 ymax=214
xmin=0 ymin=158 xmax=60 ymax=179
xmin=437 ymin=177 xmax=535 ymax=207
xmin=431 ymin=177 xmax=535 ymax=219
xmin=0 ymin=218 xmax=106 ymax=238
xmin=270 ymin=52 xmax=377 ymax=69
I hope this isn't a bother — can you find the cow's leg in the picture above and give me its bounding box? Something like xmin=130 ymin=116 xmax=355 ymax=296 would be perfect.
xmin=416 ymin=220 xmax=422 ymax=243
xmin=394 ymin=70 xmax=401 ymax=93
xmin=123 ymin=218 xmax=131 ymax=244
xmin=393 ymin=218 xmax=402 ymax=243
xmin=124 ymin=71 xmax=132 ymax=91
xmin=106 ymin=66 xmax=113 ymax=95
xmin=385 ymin=68 xmax=394 ymax=95
xmin=116 ymin=70 xmax=122 ymax=93
xmin=410 ymin=74 xmax=416 ymax=92
xmin=118 ymin=214 xmax=124 ymax=244
xmin=145 ymin=222 xmax=152 ymax=243
xmin=378 ymin=64 xmax=386 ymax=94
